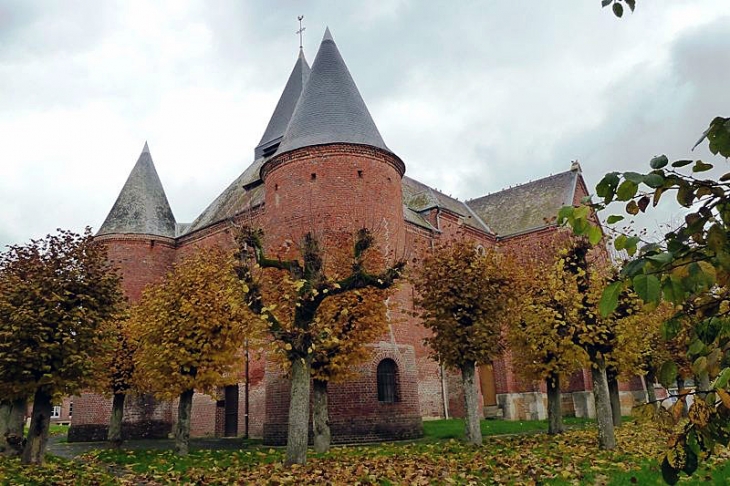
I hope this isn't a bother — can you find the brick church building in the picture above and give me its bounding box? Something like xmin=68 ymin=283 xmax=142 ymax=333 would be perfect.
xmin=70 ymin=29 xmax=645 ymax=444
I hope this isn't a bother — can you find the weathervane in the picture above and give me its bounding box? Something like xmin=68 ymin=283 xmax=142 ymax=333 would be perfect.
xmin=296 ymin=15 xmax=305 ymax=50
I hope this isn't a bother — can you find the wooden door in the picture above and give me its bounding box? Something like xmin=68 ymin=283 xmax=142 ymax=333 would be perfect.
xmin=224 ymin=385 xmax=239 ymax=437
xmin=479 ymin=364 xmax=497 ymax=406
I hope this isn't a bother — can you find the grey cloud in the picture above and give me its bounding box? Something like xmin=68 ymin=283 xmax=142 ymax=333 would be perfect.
xmin=1 ymin=1 xmax=728 ymax=248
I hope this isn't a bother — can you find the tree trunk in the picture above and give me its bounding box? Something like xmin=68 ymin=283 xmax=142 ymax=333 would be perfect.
xmin=590 ymin=357 xmax=616 ymax=450
xmin=546 ymin=373 xmax=564 ymax=435
xmin=286 ymin=357 xmax=311 ymax=465
xmin=22 ymin=387 xmax=53 ymax=465
xmin=677 ymin=377 xmax=687 ymax=417
xmin=175 ymin=389 xmax=194 ymax=456
xmin=606 ymin=370 xmax=622 ymax=427
xmin=0 ymin=398 xmax=27 ymax=456
xmin=107 ymin=393 xmax=126 ymax=448
xmin=697 ymin=372 xmax=711 ymax=400
xmin=312 ymin=379 xmax=330 ymax=454
xmin=645 ymin=369 xmax=657 ymax=406
xmin=461 ymin=361 xmax=482 ymax=446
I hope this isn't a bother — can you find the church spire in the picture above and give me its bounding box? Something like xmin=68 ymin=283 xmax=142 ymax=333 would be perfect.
xmin=98 ymin=142 xmax=177 ymax=238
xmin=254 ymin=49 xmax=311 ymax=159
xmin=275 ymin=27 xmax=391 ymax=156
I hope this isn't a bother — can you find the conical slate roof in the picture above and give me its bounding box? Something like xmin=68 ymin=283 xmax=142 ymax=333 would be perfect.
xmin=254 ymin=50 xmax=311 ymax=159
xmin=98 ymin=142 xmax=177 ymax=238
xmin=276 ymin=28 xmax=390 ymax=155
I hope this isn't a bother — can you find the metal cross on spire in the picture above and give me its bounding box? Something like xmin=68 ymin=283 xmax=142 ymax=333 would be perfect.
xmin=296 ymin=15 xmax=305 ymax=50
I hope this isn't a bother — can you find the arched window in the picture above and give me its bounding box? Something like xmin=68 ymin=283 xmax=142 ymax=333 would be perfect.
xmin=377 ymin=359 xmax=398 ymax=403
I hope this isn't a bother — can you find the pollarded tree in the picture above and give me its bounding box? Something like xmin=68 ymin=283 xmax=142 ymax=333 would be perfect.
xmin=412 ymin=241 xmax=514 ymax=446
xmin=310 ymin=286 xmax=391 ymax=453
xmin=90 ymin=312 xmax=138 ymax=448
xmin=550 ymin=238 xmax=624 ymax=449
xmin=235 ymin=227 xmax=403 ymax=465
xmin=612 ymin=301 xmax=675 ymax=407
xmin=508 ymin=254 xmax=588 ymax=435
xmin=0 ymin=228 xmax=124 ymax=464
xmin=130 ymin=246 xmax=257 ymax=456
xmin=0 ymin=264 xmax=32 ymax=457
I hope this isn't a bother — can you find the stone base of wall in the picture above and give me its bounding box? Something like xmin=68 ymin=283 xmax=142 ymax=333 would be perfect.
xmin=495 ymin=390 xmax=641 ymax=421
xmin=497 ymin=392 xmax=547 ymax=421
xmin=263 ymin=416 xmax=423 ymax=446
xmin=621 ymin=390 xmax=647 ymax=416
xmin=68 ymin=420 xmax=172 ymax=443
xmin=572 ymin=391 xmax=596 ymax=419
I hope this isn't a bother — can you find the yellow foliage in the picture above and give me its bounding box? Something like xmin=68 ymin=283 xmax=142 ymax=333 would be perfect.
xmin=129 ymin=247 xmax=261 ymax=400
xmin=413 ymin=241 xmax=513 ymax=368
xmin=507 ymin=252 xmax=587 ymax=382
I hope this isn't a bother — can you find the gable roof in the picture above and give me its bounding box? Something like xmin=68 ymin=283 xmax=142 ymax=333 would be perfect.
xmin=466 ymin=170 xmax=579 ymax=237
xmin=276 ymin=28 xmax=390 ymax=156
xmin=401 ymin=176 xmax=491 ymax=233
xmin=98 ymin=142 xmax=177 ymax=238
xmin=254 ymin=50 xmax=311 ymax=159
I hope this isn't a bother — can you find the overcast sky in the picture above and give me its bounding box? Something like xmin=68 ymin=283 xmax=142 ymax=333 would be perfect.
xmin=1 ymin=1 xmax=728 ymax=247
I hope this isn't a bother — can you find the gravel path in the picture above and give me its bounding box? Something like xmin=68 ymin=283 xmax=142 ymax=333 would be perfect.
xmin=48 ymin=436 xmax=248 ymax=459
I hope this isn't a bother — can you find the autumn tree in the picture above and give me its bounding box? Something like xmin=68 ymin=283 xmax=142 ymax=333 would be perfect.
xmin=559 ymin=116 xmax=730 ymax=482
xmin=0 ymin=228 xmax=124 ymax=464
xmin=551 ymin=239 xmax=635 ymax=449
xmin=89 ymin=312 xmax=138 ymax=448
xmin=508 ymin=253 xmax=587 ymax=435
xmin=412 ymin=241 xmax=513 ymax=446
xmin=130 ymin=247 xmax=256 ymax=456
xmin=310 ymin=287 xmax=391 ymax=453
xmin=235 ymin=227 xmax=403 ymax=465
xmin=596 ymin=276 xmax=646 ymax=428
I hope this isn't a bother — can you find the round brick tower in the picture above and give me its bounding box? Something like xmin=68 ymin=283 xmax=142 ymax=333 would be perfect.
xmin=260 ymin=28 xmax=406 ymax=261
xmin=259 ymin=28 xmax=422 ymax=445
xmin=68 ymin=142 xmax=176 ymax=442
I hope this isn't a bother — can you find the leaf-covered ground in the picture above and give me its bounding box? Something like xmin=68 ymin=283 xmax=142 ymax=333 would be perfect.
xmin=1 ymin=420 xmax=728 ymax=485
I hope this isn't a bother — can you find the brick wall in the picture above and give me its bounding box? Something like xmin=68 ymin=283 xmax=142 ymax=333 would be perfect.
xmin=68 ymin=392 xmax=172 ymax=442
xmin=96 ymin=235 xmax=176 ymax=303
xmin=263 ymin=343 xmax=423 ymax=445
xmin=260 ymin=143 xmax=406 ymax=265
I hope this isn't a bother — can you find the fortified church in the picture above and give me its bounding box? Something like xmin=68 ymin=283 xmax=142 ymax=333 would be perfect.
xmin=70 ymin=29 xmax=644 ymax=444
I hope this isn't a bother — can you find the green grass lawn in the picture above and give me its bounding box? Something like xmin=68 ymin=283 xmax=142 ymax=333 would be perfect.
xmin=422 ymin=416 xmax=593 ymax=440
xmin=22 ymin=424 xmax=69 ymax=438
xmin=49 ymin=424 xmax=69 ymax=437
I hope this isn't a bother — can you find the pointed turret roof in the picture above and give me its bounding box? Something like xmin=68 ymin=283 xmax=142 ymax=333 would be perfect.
xmin=276 ymin=27 xmax=391 ymax=155
xmin=98 ymin=142 xmax=177 ymax=238
xmin=255 ymin=50 xmax=311 ymax=159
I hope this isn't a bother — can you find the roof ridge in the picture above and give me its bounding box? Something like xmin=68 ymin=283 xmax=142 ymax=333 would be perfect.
xmin=470 ymin=169 xmax=575 ymax=202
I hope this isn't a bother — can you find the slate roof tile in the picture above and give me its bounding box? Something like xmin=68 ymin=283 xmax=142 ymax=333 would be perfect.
xmin=254 ymin=50 xmax=311 ymax=159
xmin=276 ymin=28 xmax=390 ymax=155
xmin=466 ymin=170 xmax=578 ymax=237
xmin=98 ymin=142 xmax=177 ymax=238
